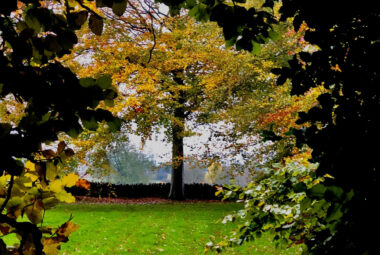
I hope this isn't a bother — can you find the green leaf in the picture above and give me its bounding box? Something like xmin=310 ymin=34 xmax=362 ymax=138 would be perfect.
xmin=188 ymin=4 xmax=209 ymax=22
xmin=327 ymin=185 xmax=344 ymax=200
xmin=310 ymin=183 xmax=326 ymax=198
xmin=268 ymin=30 xmax=280 ymax=41
xmin=82 ymin=116 xmax=99 ymax=131
xmin=293 ymin=182 xmax=307 ymax=193
xmin=326 ymin=204 xmax=343 ymax=223
xmin=107 ymin=118 xmax=121 ymax=132
xmin=251 ymin=41 xmax=262 ymax=55
xmin=96 ymin=75 xmax=112 ymax=89
xmin=79 ymin=77 xmax=96 ymax=88
xmin=188 ymin=5 xmax=199 ymax=18
xmin=185 ymin=0 xmax=196 ymax=8
xmin=300 ymin=197 xmax=311 ymax=211
xmin=67 ymin=128 xmax=80 ymax=138
xmin=225 ymin=37 xmax=237 ymax=48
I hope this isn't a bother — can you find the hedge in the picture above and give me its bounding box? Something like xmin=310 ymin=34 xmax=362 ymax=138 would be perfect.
xmin=67 ymin=183 xmax=220 ymax=200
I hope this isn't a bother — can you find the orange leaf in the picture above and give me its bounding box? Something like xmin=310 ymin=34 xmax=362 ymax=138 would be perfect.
xmin=76 ymin=179 xmax=91 ymax=190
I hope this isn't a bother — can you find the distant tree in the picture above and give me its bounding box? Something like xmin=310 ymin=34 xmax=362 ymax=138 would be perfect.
xmin=107 ymin=144 xmax=155 ymax=184
xmin=183 ymin=162 xmax=207 ymax=184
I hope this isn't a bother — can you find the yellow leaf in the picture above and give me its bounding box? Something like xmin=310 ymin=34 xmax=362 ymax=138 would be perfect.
xmin=55 ymin=191 xmax=76 ymax=203
xmin=25 ymin=161 xmax=35 ymax=171
xmin=57 ymin=221 xmax=79 ymax=238
xmin=43 ymin=238 xmax=61 ymax=255
xmin=49 ymin=180 xmax=63 ymax=193
xmin=62 ymin=174 xmax=79 ymax=188
xmin=0 ymin=175 xmax=9 ymax=189
xmin=46 ymin=162 xmax=57 ymax=181
xmin=24 ymin=172 xmax=39 ymax=182
xmin=324 ymin=173 xmax=335 ymax=179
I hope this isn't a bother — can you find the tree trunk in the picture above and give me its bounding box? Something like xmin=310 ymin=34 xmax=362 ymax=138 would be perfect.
xmin=168 ymin=92 xmax=185 ymax=200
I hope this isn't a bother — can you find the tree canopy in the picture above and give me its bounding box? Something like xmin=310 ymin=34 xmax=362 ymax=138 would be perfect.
xmin=61 ymin=2 xmax=320 ymax=199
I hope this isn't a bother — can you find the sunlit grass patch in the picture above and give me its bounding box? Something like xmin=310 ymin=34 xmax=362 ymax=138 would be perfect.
xmin=3 ymin=202 xmax=303 ymax=254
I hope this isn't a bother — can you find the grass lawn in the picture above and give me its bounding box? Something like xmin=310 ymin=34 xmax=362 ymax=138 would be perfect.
xmin=3 ymin=202 xmax=303 ymax=254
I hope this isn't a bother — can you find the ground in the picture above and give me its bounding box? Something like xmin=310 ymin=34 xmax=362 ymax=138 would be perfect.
xmin=3 ymin=199 xmax=304 ymax=254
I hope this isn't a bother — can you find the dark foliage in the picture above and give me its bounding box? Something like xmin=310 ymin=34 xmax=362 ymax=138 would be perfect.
xmin=275 ymin=1 xmax=380 ymax=254
xmin=67 ymin=183 xmax=219 ymax=200
xmin=1 ymin=1 xmax=124 ymax=253
xmin=162 ymin=0 xmax=380 ymax=254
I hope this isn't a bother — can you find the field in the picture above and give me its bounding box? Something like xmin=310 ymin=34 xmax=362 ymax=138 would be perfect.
xmin=3 ymin=202 xmax=303 ymax=254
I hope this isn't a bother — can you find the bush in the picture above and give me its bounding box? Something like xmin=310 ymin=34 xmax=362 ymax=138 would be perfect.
xmin=206 ymin=153 xmax=352 ymax=253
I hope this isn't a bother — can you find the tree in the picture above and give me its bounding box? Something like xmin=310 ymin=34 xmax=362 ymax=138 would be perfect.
xmin=107 ymin=143 xmax=155 ymax=184
xmin=0 ymin=0 xmax=126 ymax=253
xmin=168 ymin=0 xmax=380 ymax=253
xmin=64 ymin=11 xmax=287 ymax=199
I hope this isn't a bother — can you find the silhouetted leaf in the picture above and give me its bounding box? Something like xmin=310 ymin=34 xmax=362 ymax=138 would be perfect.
xmin=112 ymin=0 xmax=127 ymax=16
xmin=89 ymin=14 xmax=103 ymax=35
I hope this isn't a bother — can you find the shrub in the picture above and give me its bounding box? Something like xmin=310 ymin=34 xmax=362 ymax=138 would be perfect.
xmin=207 ymin=153 xmax=352 ymax=253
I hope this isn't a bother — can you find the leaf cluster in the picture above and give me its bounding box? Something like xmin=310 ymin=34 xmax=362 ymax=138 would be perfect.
xmin=0 ymin=142 xmax=80 ymax=255
xmin=1 ymin=0 xmax=122 ymax=253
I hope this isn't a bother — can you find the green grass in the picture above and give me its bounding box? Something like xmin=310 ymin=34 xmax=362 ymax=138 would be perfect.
xmin=3 ymin=202 xmax=303 ymax=254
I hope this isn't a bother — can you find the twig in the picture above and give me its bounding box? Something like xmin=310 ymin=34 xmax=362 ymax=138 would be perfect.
xmin=147 ymin=20 xmax=156 ymax=63
xmin=147 ymin=1 xmax=156 ymax=63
